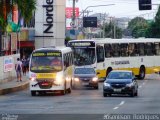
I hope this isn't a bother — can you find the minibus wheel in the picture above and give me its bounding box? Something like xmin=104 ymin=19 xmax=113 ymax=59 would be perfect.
xmin=31 ymin=91 xmax=36 ymax=96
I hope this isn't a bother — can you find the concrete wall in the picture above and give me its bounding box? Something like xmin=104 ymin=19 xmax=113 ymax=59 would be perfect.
xmin=0 ymin=54 xmax=20 ymax=84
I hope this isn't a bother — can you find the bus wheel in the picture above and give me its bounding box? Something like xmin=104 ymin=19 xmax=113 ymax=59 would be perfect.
xmin=68 ymin=88 xmax=71 ymax=93
xmin=106 ymin=67 xmax=112 ymax=77
xmin=61 ymin=82 xmax=66 ymax=95
xmin=31 ymin=91 xmax=36 ymax=96
xmin=139 ymin=66 xmax=145 ymax=80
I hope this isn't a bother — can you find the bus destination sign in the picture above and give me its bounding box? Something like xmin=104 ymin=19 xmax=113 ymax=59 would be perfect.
xmin=68 ymin=41 xmax=95 ymax=47
xmin=33 ymin=52 xmax=61 ymax=57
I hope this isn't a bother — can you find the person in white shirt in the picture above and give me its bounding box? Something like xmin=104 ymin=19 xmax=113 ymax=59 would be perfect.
xmin=15 ymin=58 xmax=23 ymax=82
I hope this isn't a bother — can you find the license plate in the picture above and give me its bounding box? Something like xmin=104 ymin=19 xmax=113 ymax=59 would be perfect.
xmin=82 ymin=82 xmax=89 ymax=86
xmin=114 ymin=89 xmax=121 ymax=92
xmin=41 ymin=83 xmax=49 ymax=86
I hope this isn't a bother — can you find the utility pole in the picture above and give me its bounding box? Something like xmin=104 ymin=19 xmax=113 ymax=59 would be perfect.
xmin=72 ymin=0 xmax=76 ymax=29
xmin=113 ymin=18 xmax=116 ymax=39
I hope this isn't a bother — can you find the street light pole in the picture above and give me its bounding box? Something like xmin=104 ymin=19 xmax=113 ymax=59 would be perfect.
xmin=79 ymin=4 xmax=115 ymax=17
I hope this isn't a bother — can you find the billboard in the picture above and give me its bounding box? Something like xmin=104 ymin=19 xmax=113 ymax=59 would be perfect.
xmin=4 ymin=57 xmax=14 ymax=72
xmin=83 ymin=17 xmax=97 ymax=28
xmin=66 ymin=7 xmax=79 ymax=18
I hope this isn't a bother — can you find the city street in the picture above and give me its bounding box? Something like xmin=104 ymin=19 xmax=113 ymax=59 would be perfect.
xmin=0 ymin=74 xmax=160 ymax=119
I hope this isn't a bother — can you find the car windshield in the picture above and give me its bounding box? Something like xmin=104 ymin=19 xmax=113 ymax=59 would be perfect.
xmin=74 ymin=68 xmax=95 ymax=74
xmin=107 ymin=72 xmax=132 ymax=79
xmin=72 ymin=48 xmax=95 ymax=66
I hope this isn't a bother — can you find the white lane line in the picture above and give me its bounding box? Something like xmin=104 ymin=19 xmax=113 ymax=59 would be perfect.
xmin=113 ymin=107 xmax=119 ymax=110
xmin=113 ymin=101 xmax=125 ymax=110
xmin=139 ymin=85 xmax=142 ymax=88
xmin=119 ymin=101 xmax=125 ymax=106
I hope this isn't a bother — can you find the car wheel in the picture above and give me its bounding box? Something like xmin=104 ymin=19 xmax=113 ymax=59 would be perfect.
xmin=103 ymin=93 xmax=107 ymax=97
xmin=31 ymin=91 xmax=36 ymax=96
xmin=130 ymin=91 xmax=135 ymax=97
xmin=135 ymin=90 xmax=138 ymax=96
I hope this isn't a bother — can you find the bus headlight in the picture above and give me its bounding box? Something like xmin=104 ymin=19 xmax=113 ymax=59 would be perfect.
xmin=74 ymin=78 xmax=79 ymax=82
xmin=55 ymin=76 xmax=63 ymax=84
xmin=92 ymin=77 xmax=98 ymax=82
xmin=30 ymin=77 xmax=36 ymax=81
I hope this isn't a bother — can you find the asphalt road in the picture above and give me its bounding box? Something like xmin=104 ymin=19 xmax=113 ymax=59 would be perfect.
xmin=0 ymin=74 xmax=160 ymax=120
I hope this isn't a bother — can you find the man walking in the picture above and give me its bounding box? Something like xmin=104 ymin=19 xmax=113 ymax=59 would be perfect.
xmin=15 ymin=58 xmax=23 ymax=82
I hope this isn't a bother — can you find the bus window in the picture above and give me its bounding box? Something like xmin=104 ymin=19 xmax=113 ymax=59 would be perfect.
xmin=120 ymin=43 xmax=128 ymax=57
xmin=96 ymin=45 xmax=104 ymax=63
xmin=138 ymin=43 xmax=145 ymax=56
xmin=112 ymin=44 xmax=120 ymax=57
xmin=128 ymin=43 xmax=138 ymax=56
xmin=145 ymin=43 xmax=154 ymax=56
xmin=155 ymin=43 xmax=160 ymax=55
xmin=104 ymin=44 xmax=112 ymax=58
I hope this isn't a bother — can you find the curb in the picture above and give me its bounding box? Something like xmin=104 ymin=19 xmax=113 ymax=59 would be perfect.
xmin=0 ymin=81 xmax=29 ymax=95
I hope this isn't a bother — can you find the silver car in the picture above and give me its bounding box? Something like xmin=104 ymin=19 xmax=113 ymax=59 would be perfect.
xmin=72 ymin=67 xmax=99 ymax=89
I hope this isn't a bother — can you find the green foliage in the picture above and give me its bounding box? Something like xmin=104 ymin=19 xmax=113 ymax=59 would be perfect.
xmin=103 ymin=21 xmax=122 ymax=39
xmin=146 ymin=6 xmax=160 ymax=38
xmin=13 ymin=0 xmax=36 ymax=24
xmin=0 ymin=0 xmax=36 ymax=33
xmin=128 ymin=17 xmax=148 ymax=38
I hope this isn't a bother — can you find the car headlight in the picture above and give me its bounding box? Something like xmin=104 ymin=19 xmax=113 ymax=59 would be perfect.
xmin=30 ymin=77 xmax=36 ymax=81
xmin=126 ymin=82 xmax=134 ymax=87
xmin=74 ymin=78 xmax=79 ymax=82
xmin=104 ymin=82 xmax=110 ymax=87
xmin=92 ymin=77 xmax=98 ymax=82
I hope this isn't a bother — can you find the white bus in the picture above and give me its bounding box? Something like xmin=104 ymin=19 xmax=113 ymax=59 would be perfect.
xmin=29 ymin=46 xmax=74 ymax=96
xmin=67 ymin=38 xmax=160 ymax=80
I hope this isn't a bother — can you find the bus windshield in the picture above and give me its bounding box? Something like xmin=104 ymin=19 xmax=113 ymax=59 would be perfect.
xmin=30 ymin=52 xmax=62 ymax=73
xmin=73 ymin=48 xmax=95 ymax=66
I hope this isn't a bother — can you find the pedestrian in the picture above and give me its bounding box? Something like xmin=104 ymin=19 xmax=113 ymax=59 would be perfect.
xmin=21 ymin=56 xmax=27 ymax=76
xmin=15 ymin=58 xmax=23 ymax=82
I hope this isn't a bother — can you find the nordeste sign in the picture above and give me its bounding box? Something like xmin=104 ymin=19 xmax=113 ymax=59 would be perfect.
xmin=42 ymin=0 xmax=53 ymax=34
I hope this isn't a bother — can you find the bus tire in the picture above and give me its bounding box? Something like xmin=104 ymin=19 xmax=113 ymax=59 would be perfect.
xmin=68 ymin=88 xmax=71 ymax=93
xmin=139 ymin=66 xmax=145 ymax=80
xmin=31 ymin=91 xmax=36 ymax=96
xmin=94 ymin=85 xmax=99 ymax=89
xmin=61 ymin=82 xmax=66 ymax=95
xmin=106 ymin=67 xmax=112 ymax=77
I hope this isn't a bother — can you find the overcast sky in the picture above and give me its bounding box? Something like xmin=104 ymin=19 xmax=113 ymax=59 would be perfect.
xmin=67 ymin=0 xmax=160 ymax=19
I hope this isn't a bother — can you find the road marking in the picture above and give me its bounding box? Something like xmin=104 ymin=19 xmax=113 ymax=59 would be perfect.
xmin=119 ymin=101 xmax=125 ymax=106
xmin=113 ymin=107 xmax=119 ymax=110
xmin=139 ymin=85 xmax=142 ymax=88
xmin=113 ymin=101 xmax=125 ymax=110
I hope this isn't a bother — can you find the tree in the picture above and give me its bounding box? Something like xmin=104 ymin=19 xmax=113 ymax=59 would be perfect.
xmin=127 ymin=17 xmax=148 ymax=38
xmin=0 ymin=0 xmax=36 ymax=32
xmin=146 ymin=6 xmax=160 ymax=38
xmin=103 ymin=21 xmax=122 ymax=39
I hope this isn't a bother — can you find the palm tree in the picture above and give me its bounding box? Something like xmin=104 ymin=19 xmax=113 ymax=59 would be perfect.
xmin=0 ymin=0 xmax=36 ymax=32
xmin=13 ymin=0 xmax=36 ymax=25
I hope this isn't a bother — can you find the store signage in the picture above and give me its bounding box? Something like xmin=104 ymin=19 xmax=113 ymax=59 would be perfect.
xmin=42 ymin=0 xmax=54 ymax=34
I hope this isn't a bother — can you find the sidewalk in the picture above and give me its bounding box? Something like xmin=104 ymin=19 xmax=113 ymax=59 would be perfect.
xmin=0 ymin=74 xmax=29 ymax=95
